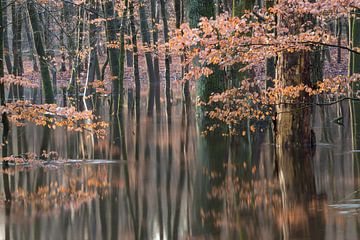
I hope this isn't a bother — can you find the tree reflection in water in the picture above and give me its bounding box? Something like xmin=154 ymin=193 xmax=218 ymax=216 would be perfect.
xmin=0 ymin=103 xmax=359 ymax=239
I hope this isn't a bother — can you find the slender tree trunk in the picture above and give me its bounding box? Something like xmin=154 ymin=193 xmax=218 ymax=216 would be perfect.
xmin=118 ymin=0 xmax=129 ymax=113
xmin=337 ymin=17 xmax=342 ymax=64
xmin=352 ymin=11 xmax=360 ymax=75
xmin=160 ymin=0 xmax=172 ymax=111
xmin=27 ymin=0 xmax=55 ymax=104
xmin=12 ymin=2 xmax=24 ymax=100
xmin=151 ymin=0 xmax=161 ymax=114
xmin=129 ymin=0 xmax=141 ymax=112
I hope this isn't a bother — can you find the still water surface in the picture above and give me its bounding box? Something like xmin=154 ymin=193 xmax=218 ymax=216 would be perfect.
xmin=0 ymin=100 xmax=360 ymax=240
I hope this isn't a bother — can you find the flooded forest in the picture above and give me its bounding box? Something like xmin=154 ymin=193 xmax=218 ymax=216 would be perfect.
xmin=1 ymin=0 xmax=360 ymax=239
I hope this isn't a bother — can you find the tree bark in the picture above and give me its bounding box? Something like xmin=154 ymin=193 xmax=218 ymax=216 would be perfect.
xmin=27 ymin=0 xmax=55 ymax=104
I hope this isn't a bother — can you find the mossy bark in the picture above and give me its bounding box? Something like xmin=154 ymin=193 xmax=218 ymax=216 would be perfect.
xmin=27 ymin=0 xmax=54 ymax=104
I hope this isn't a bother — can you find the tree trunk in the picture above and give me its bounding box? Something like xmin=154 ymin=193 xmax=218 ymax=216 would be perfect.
xmin=160 ymin=0 xmax=172 ymax=111
xmin=2 ymin=0 xmax=12 ymax=74
xmin=26 ymin=0 xmax=55 ymax=104
xmin=103 ymin=0 xmax=120 ymax=113
xmin=0 ymin=0 xmax=10 ymax=162
xmin=138 ymin=0 xmax=157 ymax=116
xmin=12 ymin=2 xmax=24 ymax=100
xmin=129 ymin=0 xmax=141 ymax=112
xmin=151 ymin=0 xmax=161 ymax=114
xmin=24 ymin=10 xmax=39 ymax=72
xmin=84 ymin=0 xmax=99 ymax=110
xmin=275 ymin=1 xmax=313 ymax=147
xmin=118 ymin=0 xmax=129 ymax=113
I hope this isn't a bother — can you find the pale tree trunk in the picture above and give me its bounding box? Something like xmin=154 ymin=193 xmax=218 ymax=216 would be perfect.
xmin=2 ymin=0 xmax=12 ymax=74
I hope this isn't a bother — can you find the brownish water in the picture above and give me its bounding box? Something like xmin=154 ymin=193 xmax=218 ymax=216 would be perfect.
xmin=0 ymin=100 xmax=360 ymax=240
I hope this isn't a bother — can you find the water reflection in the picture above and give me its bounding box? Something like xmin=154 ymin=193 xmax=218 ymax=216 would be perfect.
xmin=0 ymin=102 xmax=360 ymax=239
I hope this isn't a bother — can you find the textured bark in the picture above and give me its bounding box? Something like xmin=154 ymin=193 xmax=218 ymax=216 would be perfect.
xmin=275 ymin=0 xmax=314 ymax=147
xmin=27 ymin=0 xmax=54 ymax=104
xmin=275 ymin=52 xmax=312 ymax=146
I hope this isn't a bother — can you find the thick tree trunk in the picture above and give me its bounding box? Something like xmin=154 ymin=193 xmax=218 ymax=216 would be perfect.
xmin=138 ymin=0 xmax=157 ymax=116
xmin=275 ymin=1 xmax=313 ymax=147
xmin=27 ymin=0 xmax=54 ymax=104
xmin=84 ymin=1 xmax=99 ymax=110
xmin=103 ymin=0 xmax=120 ymax=113
xmin=151 ymin=0 xmax=161 ymax=114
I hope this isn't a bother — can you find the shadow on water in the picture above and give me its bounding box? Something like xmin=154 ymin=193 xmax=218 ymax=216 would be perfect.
xmin=1 ymin=101 xmax=360 ymax=239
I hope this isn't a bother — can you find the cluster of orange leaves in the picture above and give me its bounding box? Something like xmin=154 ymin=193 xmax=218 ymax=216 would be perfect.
xmin=0 ymin=75 xmax=39 ymax=88
xmin=1 ymin=101 xmax=108 ymax=138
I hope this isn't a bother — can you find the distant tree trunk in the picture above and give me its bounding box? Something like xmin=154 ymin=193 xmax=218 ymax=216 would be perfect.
xmin=27 ymin=0 xmax=55 ymax=104
xmin=103 ymin=0 xmax=120 ymax=113
xmin=2 ymin=0 xmax=12 ymax=74
xmin=138 ymin=0 xmax=157 ymax=116
xmin=129 ymin=0 xmax=140 ymax=111
xmin=160 ymin=0 xmax=172 ymax=111
xmin=275 ymin=0 xmax=313 ymax=147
